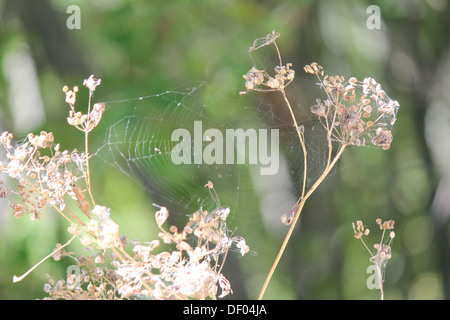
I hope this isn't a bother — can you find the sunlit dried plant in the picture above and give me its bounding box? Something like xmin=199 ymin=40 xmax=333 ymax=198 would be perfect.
xmin=353 ymin=219 xmax=395 ymax=300
xmin=0 ymin=76 xmax=248 ymax=299
xmin=0 ymin=31 xmax=400 ymax=300
xmin=241 ymin=31 xmax=399 ymax=299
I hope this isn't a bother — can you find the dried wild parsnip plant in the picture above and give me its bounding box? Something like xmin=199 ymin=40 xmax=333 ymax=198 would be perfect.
xmin=240 ymin=31 xmax=399 ymax=299
xmin=0 ymin=31 xmax=399 ymax=300
xmin=353 ymin=219 xmax=395 ymax=300
xmin=0 ymin=76 xmax=249 ymax=299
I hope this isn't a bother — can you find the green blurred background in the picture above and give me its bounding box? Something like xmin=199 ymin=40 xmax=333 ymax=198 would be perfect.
xmin=0 ymin=0 xmax=449 ymax=300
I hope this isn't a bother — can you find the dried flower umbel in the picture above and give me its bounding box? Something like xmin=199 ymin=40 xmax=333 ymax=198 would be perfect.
xmin=111 ymin=204 xmax=247 ymax=299
xmin=305 ymin=64 xmax=398 ymax=150
xmin=43 ymin=201 xmax=246 ymax=300
xmin=241 ymin=31 xmax=400 ymax=299
xmin=352 ymin=219 xmax=395 ymax=300
xmin=0 ymin=75 xmax=105 ymax=223
xmin=1 ymin=75 xmax=248 ymax=300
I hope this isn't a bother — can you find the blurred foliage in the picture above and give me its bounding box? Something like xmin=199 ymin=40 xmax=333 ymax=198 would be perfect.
xmin=0 ymin=0 xmax=449 ymax=300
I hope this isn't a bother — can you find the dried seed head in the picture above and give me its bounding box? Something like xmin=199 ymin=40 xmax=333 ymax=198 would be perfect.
xmin=205 ymin=181 xmax=214 ymax=189
xmin=306 ymin=68 xmax=399 ymax=150
xmin=236 ymin=238 xmax=249 ymax=256
xmin=86 ymin=103 xmax=106 ymax=132
xmin=248 ymin=30 xmax=280 ymax=53
xmin=73 ymin=185 xmax=90 ymax=217
xmin=92 ymin=205 xmax=110 ymax=220
xmin=83 ymin=75 xmax=102 ymax=92
xmin=155 ymin=207 xmax=169 ymax=226
xmin=382 ymin=219 xmax=395 ymax=230
xmin=281 ymin=209 xmax=295 ymax=226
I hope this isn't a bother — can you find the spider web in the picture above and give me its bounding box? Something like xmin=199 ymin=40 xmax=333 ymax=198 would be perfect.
xmin=91 ymin=75 xmax=342 ymax=241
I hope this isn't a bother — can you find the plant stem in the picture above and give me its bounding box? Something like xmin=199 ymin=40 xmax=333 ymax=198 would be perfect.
xmin=13 ymin=234 xmax=76 ymax=283
xmin=84 ymin=90 xmax=96 ymax=207
xmin=258 ymin=143 xmax=346 ymax=300
xmin=280 ymin=90 xmax=308 ymax=198
xmin=376 ymin=264 xmax=384 ymax=300
xmin=84 ymin=132 xmax=96 ymax=206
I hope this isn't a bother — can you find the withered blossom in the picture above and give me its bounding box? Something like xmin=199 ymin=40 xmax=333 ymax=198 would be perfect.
xmin=83 ymin=75 xmax=102 ymax=92
xmin=241 ymin=61 xmax=295 ymax=94
xmin=304 ymin=62 xmax=399 ymax=150
xmin=352 ymin=218 xmax=395 ymax=300
xmin=2 ymin=75 xmax=248 ymax=300
xmin=248 ymin=30 xmax=280 ymax=53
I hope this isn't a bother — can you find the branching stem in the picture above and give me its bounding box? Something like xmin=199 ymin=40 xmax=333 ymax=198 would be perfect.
xmin=252 ymin=51 xmax=350 ymax=298
xmin=258 ymin=88 xmax=347 ymax=299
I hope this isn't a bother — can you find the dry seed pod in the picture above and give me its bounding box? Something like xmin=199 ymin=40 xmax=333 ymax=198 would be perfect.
xmin=73 ymin=185 xmax=90 ymax=217
xmin=281 ymin=210 xmax=295 ymax=226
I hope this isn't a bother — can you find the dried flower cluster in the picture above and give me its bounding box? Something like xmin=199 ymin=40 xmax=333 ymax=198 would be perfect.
xmin=0 ymin=75 xmax=106 ymax=222
xmin=43 ymin=201 xmax=247 ymax=300
xmin=2 ymin=31 xmax=401 ymax=300
xmin=71 ymin=205 xmax=121 ymax=249
xmin=241 ymin=63 xmax=295 ymax=93
xmin=240 ymin=31 xmax=400 ymax=300
xmin=240 ymin=31 xmax=296 ymax=95
xmin=63 ymin=75 xmax=105 ymax=133
xmin=352 ymin=219 xmax=370 ymax=239
xmin=352 ymin=218 xmax=395 ymax=299
xmin=44 ymin=253 xmax=121 ymax=300
xmin=0 ymin=130 xmax=84 ymax=221
xmin=370 ymin=218 xmax=395 ymax=267
xmin=248 ymin=30 xmax=280 ymax=53
xmin=352 ymin=218 xmax=395 ymax=264
xmin=112 ymin=205 xmax=248 ymax=299
xmin=305 ymin=63 xmax=399 ymax=150
xmin=1 ymin=75 xmax=248 ymax=300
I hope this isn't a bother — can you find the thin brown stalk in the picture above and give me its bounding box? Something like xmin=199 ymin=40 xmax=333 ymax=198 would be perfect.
xmin=13 ymin=234 xmax=77 ymax=283
xmin=258 ymin=143 xmax=346 ymax=300
xmin=280 ymin=90 xmax=308 ymax=198
xmin=84 ymin=132 xmax=96 ymax=206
